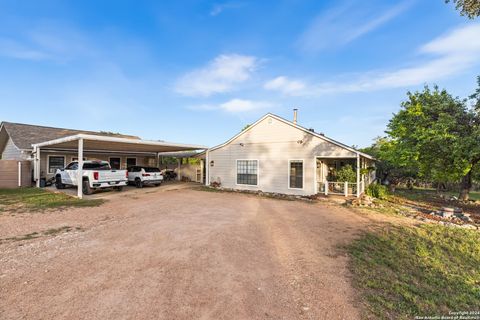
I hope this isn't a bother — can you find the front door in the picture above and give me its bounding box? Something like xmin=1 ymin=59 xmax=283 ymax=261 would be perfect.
xmin=110 ymin=157 xmax=121 ymax=170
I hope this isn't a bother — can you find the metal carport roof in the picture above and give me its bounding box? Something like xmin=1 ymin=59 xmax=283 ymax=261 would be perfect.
xmin=32 ymin=134 xmax=208 ymax=198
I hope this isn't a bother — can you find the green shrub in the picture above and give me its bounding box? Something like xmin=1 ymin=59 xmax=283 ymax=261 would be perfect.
xmin=366 ymin=183 xmax=388 ymax=199
xmin=336 ymin=165 xmax=357 ymax=182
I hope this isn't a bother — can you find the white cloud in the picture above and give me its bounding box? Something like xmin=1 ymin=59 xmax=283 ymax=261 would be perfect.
xmin=298 ymin=0 xmax=412 ymax=53
xmin=264 ymin=76 xmax=306 ymax=95
xmin=210 ymin=2 xmax=244 ymax=16
xmin=341 ymin=23 xmax=480 ymax=92
xmin=0 ymin=22 xmax=95 ymax=62
xmin=188 ymin=98 xmax=272 ymax=113
xmin=186 ymin=104 xmax=218 ymax=111
xmin=175 ymin=54 xmax=258 ymax=97
xmin=271 ymin=23 xmax=480 ymax=95
xmin=0 ymin=37 xmax=51 ymax=60
xmin=220 ymin=99 xmax=271 ymax=112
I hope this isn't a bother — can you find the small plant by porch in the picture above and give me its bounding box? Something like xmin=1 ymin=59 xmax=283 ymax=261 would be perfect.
xmin=317 ymin=157 xmax=375 ymax=197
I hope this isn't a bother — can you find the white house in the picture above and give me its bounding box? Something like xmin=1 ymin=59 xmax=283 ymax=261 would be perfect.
xmin=206 ymin=112 xmax=375 ymax=197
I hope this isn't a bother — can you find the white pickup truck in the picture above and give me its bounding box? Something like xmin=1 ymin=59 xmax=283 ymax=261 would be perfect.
xmin=55 ymin=160 xmax=128 ymax=195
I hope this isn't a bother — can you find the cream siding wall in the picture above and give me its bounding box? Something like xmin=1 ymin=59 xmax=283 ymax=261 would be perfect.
xmin=178 ymin=163 xmax=203 ymax=182
xmin=1 ymin=138 xmax=27 ymax=160
xmin=208 ymin=116 xmax=357 ymax=195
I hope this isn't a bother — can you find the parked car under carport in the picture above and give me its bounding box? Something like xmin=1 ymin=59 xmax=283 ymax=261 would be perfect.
xmin=31 ymin=133 xmax=207 ymax=198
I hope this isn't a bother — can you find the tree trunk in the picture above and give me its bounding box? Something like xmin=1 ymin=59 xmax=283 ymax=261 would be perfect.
xmin=459 ymin=170 xmax=472 ymax=201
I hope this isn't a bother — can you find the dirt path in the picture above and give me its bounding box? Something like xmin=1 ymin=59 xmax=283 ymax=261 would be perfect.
xmin=1 ymin=188 xmax=372 ymax=319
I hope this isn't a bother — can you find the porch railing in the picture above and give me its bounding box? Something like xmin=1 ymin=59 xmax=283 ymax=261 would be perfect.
xmin=318 ymin=181 xmax=364 ymax=197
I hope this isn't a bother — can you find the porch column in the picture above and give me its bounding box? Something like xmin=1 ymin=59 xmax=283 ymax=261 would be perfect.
xmin=77 ymin=138 xmax=84 ymax=199
xmin=361 ymin=158 xmax=366 ymax=193
xmin=356 ymin=154 xmax=360 ymax=198
xmin=156 ymin=152 xmax=160 ymax=168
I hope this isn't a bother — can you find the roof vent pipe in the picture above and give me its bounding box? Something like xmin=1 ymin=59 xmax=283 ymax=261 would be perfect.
xmin=293 ymin=108 xmax=298 ymax=125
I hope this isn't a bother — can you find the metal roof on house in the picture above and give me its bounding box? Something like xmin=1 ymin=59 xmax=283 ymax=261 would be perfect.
xmin=0 ymin=121 xmax=140 ymax=150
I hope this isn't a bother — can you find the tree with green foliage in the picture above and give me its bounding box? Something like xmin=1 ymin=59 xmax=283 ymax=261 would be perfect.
xmin=361 ymin=137 xmax=419 ymax=190
xmin=446 ymin=0 xmax=480 ymax=18
xmin=385 ymin=83 xmax=480 ymax=200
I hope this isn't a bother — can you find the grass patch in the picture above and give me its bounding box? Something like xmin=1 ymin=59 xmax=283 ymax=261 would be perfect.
xmin=0 ymin=225 xmax=83 ymax=243
xmin=0 ymin=188 xmax=104 ymax=213
xmin=396 ymin=188 xmax=480 ymax=202
xmin=347 ymin=224 xmax=480 ymax=319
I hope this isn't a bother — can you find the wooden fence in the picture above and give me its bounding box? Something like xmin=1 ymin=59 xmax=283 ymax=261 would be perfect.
xmin=0 ymin=160 xmax=32 ymax=188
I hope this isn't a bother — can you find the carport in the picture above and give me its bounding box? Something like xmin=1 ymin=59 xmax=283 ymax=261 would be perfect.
xmin=31 ymin=134 xmax=207 ymax=198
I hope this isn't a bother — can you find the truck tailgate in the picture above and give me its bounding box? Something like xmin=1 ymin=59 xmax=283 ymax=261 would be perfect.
xmin=97 ymin=170 xmax=127 ymax=182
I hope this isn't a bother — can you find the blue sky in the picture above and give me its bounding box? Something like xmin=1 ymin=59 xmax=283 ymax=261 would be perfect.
xmin=0 ymin=0 xmax=479 ymax=148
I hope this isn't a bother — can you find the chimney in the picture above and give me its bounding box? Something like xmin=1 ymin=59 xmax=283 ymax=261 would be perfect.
xmin=293 ymin=108 xmax=298 ymax=125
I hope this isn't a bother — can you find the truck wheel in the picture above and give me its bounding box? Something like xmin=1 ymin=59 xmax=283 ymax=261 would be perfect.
xmin=82 ymin=180 xmax=93 ymax=195
xmin=135 ymin=178 xmax=143 ymax=188
xmin=55 ymin=175 xmax=65 ymax=189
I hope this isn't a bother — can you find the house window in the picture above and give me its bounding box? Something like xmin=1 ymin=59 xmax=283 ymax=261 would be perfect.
xmin=237 ymin=160 xmax=258 ymax=185
xmin=126 ymin=157 xmax=137 ymax=168
xmin=48 ymin=156 xmax=65 ymax=173
xmin=109 ymin=157 xmax=121 ymax=170
xmin=289 ymin=160 xmax=303 ymax=189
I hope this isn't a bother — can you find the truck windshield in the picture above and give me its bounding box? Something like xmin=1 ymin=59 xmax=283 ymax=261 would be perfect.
xmin=144 ymin=167 xmax=160 ymax=172
xmin=83 ymin=162 xmax=111 ymax=170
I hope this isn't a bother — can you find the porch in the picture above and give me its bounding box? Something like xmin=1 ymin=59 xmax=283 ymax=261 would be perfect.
xmin=315 ymin=155 xmax=375 ymax=197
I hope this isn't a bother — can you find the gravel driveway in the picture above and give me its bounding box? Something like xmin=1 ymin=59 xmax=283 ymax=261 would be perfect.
xmin=0 ymin=186 xmax=370 ymax=319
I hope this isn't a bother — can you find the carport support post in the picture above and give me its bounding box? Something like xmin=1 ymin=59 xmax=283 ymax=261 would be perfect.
xmin=35 ymin=146 xmax=41 ymax=188
xmin=77 ymin=138 xmax=84 ymax=199
xmin=18 ymin=161 xmax=22 ymax=187
xmin=356 ymin=154 xmax=360 ymax=198
xmin=177 ymin=158 xmax=181 ymax=181
xmin=205 ymin=150 xmax=209 ymax=186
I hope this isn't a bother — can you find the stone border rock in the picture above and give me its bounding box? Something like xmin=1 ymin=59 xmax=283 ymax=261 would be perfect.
xmin=205 ymin=186 xmax=316 ymax=203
